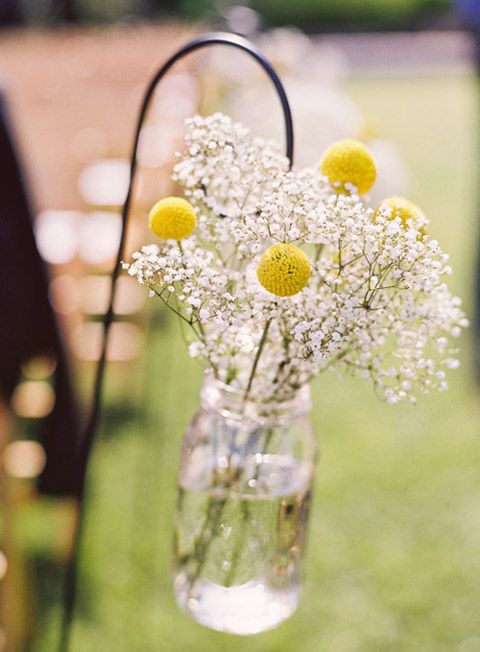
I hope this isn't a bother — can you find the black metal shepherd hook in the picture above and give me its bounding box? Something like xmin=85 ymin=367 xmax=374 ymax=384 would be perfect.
xmin=58 ymin=31 xmax=294 ymax=651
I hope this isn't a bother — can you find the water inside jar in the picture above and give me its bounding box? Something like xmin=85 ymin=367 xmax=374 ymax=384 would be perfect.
xmin=173 ymin=453 xmax=312 ymax=635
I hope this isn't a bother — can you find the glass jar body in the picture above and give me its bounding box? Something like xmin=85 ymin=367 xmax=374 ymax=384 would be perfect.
xmin=173 ymin=378 xmax=316 ymax=635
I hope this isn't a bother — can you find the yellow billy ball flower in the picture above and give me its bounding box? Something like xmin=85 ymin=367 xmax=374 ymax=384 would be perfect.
xmin=148 ymin=197 xmax=197 ymax=240
xmin=375 ymin=196 xmax=426 ymax=236
xmin=257 ymin=243 xmax=311 ymax=297
xmin=320 ymin=139 xmax=376 ymax=195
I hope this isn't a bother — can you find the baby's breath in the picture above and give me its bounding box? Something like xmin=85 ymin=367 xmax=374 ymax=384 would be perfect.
xmin=123 ymin=113 xmax=467 ymax=405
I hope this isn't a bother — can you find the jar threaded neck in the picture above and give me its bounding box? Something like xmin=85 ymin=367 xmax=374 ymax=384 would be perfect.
xmin=200 ymin=376 xmax=311 ymax=426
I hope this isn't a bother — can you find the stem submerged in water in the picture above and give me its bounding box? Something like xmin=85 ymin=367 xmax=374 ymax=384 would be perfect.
xmin=185 ymin=496 xmax=228 ymax=593
xmin=224 ymin=427 xmax=275 ymax=587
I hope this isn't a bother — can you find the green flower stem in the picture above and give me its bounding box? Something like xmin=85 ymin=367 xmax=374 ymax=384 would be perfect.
xmin=185 ymin=428 xmax=276 ymax=592
xmin=224 ymin=500 xmax=250 ymax=587
xmin=186 ymin=495 xmax=228 ymax=593
xmin=182 ymin=316 xmax=279 ymax=594
xmin=243 ymin=318 xmax=272 ymax=403
xmin=224 ymin=427 xmax=274 ymax=587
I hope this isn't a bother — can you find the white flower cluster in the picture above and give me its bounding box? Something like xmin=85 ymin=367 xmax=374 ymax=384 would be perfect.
xmin=124 ymin=113 xmax=467 ymax=405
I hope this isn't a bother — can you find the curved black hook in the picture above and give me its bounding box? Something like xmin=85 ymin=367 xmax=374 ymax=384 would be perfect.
xmin=60 ymin=32 xmax=294 ymax=651
xmin=78 ymin=31 xmax=294 ymax=488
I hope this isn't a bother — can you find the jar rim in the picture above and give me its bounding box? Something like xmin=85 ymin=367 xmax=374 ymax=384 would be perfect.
xmin=200 ymin=375 xmax=311 ymax=425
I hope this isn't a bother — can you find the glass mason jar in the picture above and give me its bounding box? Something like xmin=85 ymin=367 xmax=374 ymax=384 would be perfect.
xmin=173 ymin=376 xmax=316 ymax=635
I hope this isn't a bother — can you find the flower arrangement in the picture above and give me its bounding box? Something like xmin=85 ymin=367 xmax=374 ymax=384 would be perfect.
xmin=124 ymin=112 xmax=468 ymax=634
xmin=124 ymin=112 xmax=466 ymax=407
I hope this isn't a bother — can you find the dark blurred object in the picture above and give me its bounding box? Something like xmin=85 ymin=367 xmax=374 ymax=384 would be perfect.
xmin=51 ymin=0 xmax=77 ymax=23
xmin=22 ymin=0 xmax=77 ymax=25
xmin=179 ymin=0 xmax=451 ymax=31
xmin=5 ymin=0 xmax=452 ymax=30
xmin=0 ymin=90 xmax=81 ymax=495
xmin=456 ymin=0 xmax=480 ymax=22
xmin=0 ymin=0 xmax=23 ymax=26
xmin=457 ymin=0 xmax=480 ymax=62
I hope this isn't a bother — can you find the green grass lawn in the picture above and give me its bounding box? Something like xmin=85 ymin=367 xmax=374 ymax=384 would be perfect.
xmin=35 ymin=73 xmax=480 ymax=651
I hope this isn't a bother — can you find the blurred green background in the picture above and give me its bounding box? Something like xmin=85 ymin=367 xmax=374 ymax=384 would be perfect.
xmin=1 ymin=0 xmax=479 ymax=650
xmin=23 ymin=72 xmax=479 ymax=651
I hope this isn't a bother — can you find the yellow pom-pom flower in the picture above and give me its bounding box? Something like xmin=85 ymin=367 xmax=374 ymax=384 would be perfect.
xmin=257 ymin=243 xmax=311 ymax=297
xmin=148 ymin=197 xmax=197 ymax=241
xmin=320 ymin=139 xmax=376 ymax=195
xmin=374 ymin=196 xmax=426 ymax=237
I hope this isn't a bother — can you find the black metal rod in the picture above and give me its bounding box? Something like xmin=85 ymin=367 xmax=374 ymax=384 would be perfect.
xmin=58 ymin=32 xmax=294 ymax=651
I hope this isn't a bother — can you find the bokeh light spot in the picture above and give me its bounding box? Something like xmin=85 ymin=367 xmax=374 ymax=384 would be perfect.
xmin=11 ymin=382 xmax=55 ymax=419
xmin=3 ymin=441 xmax=47 ymax=479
